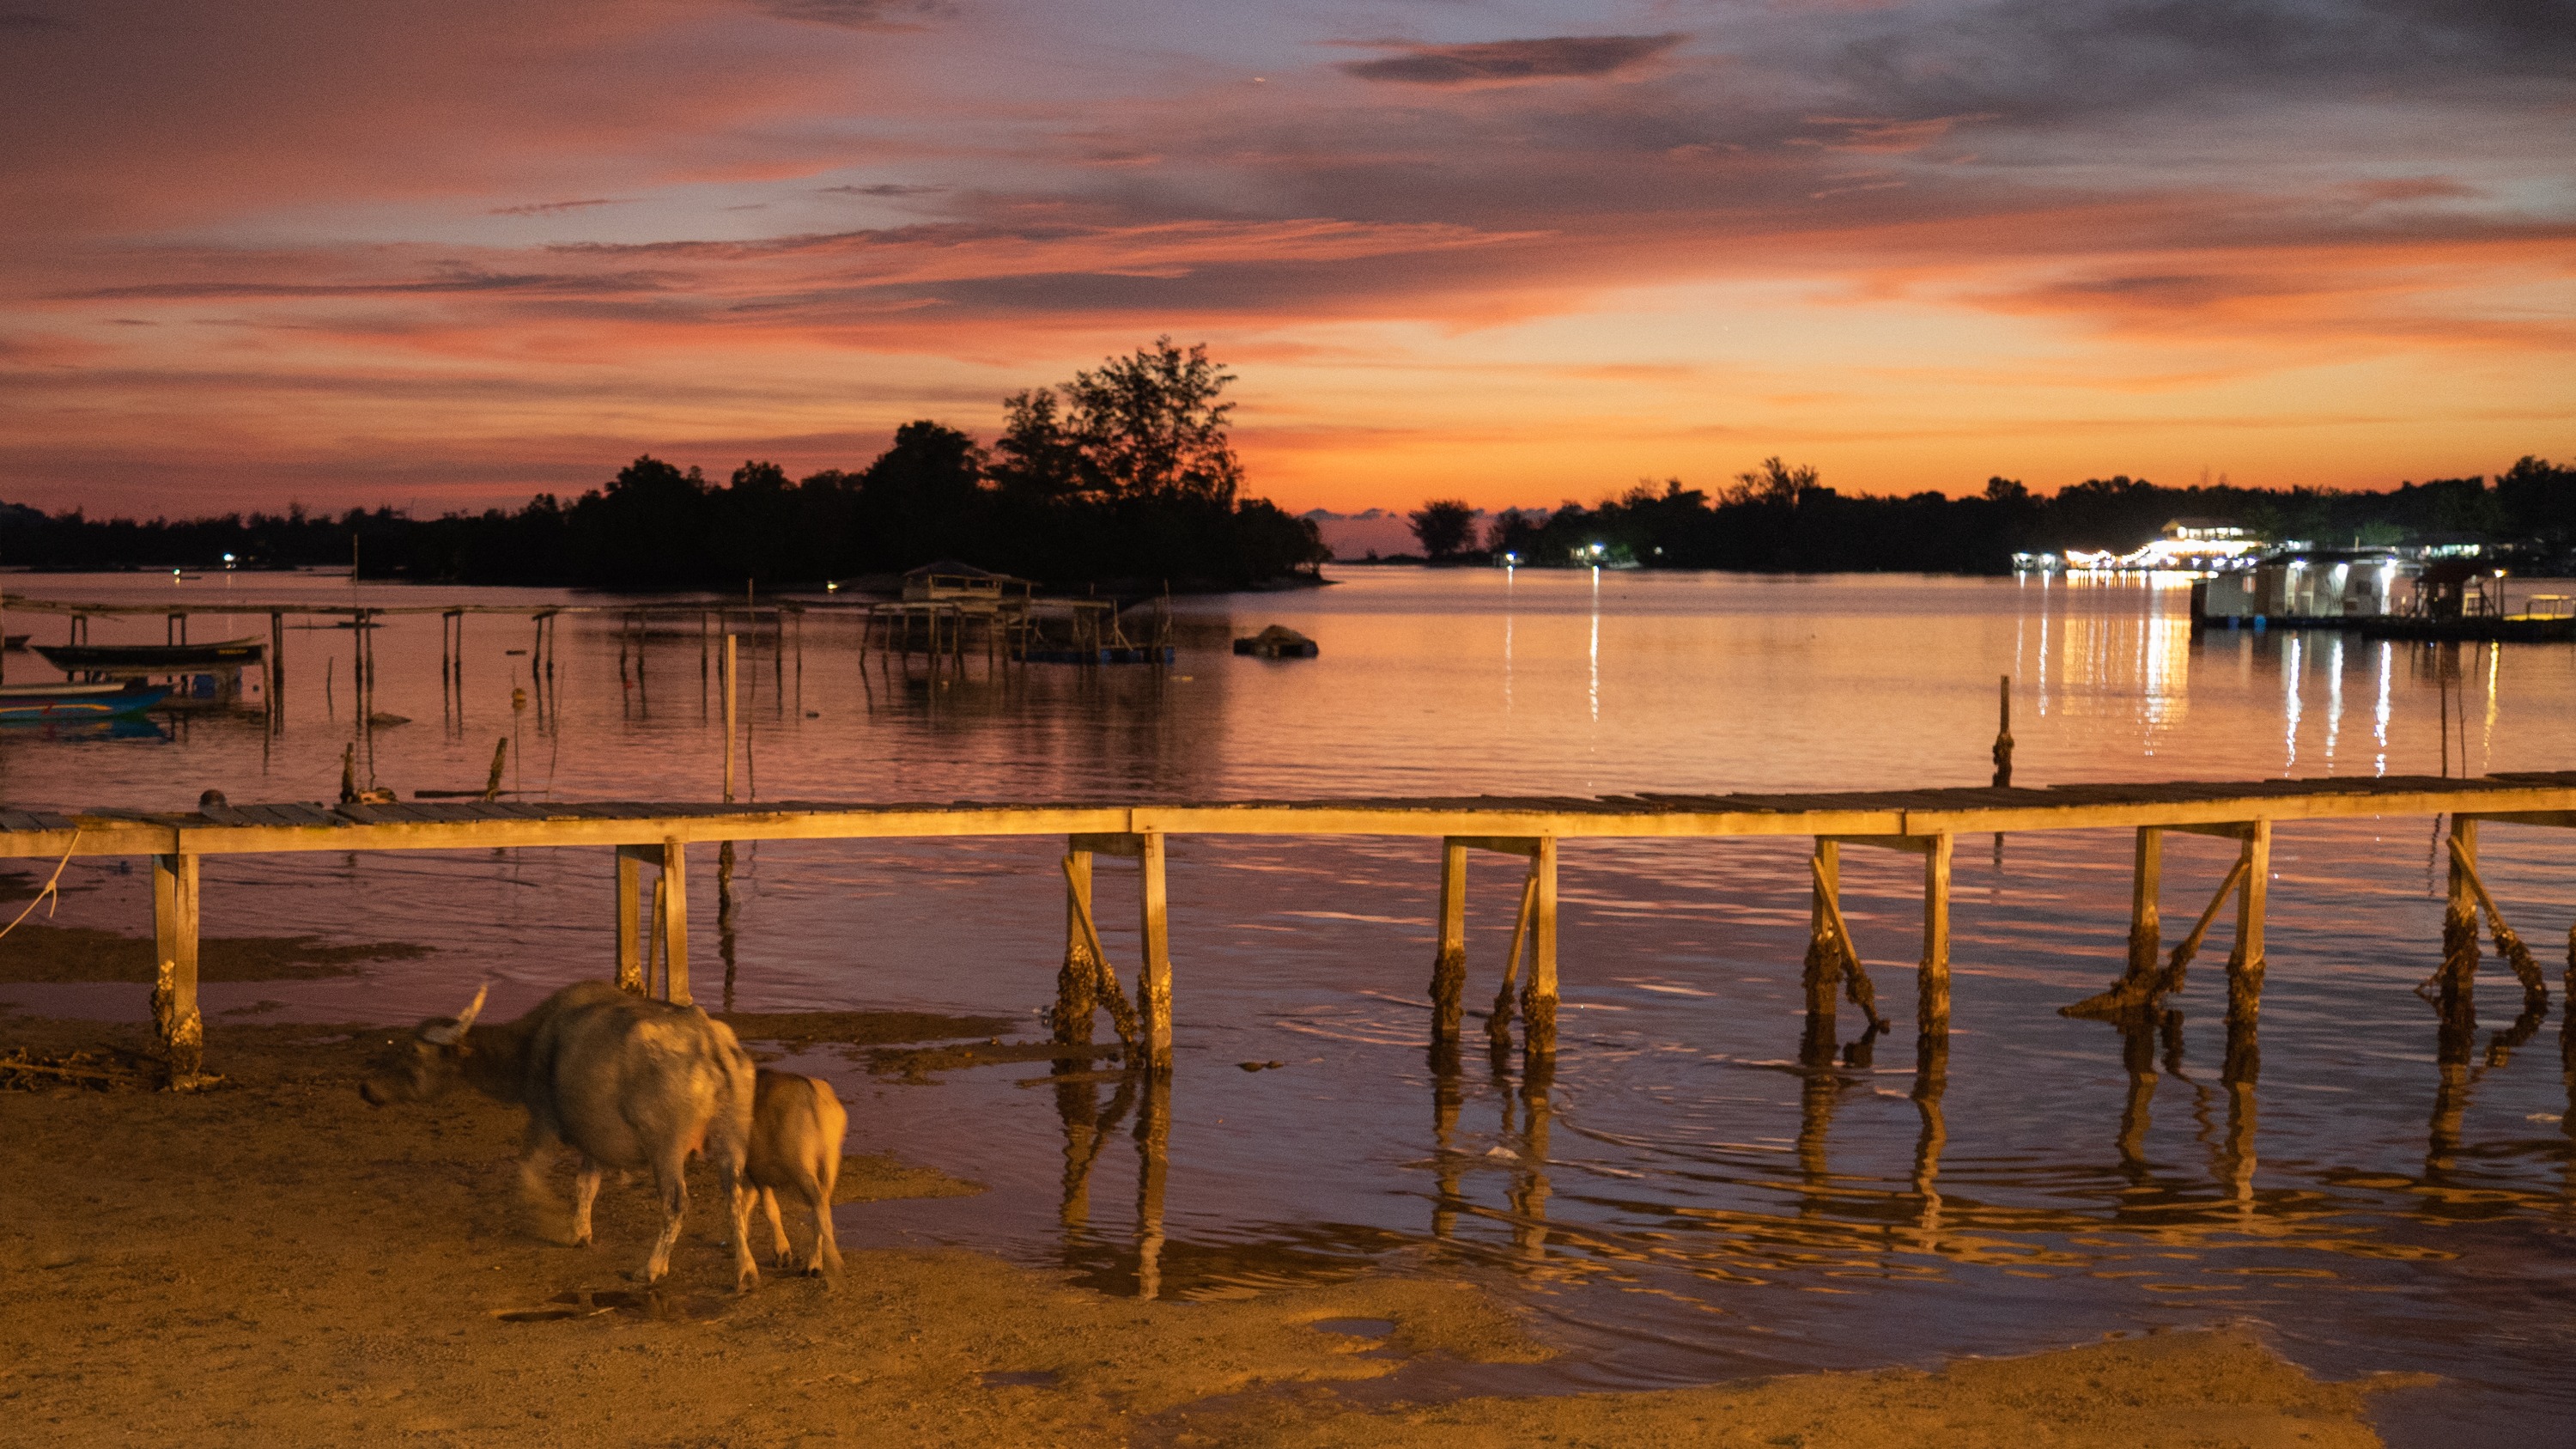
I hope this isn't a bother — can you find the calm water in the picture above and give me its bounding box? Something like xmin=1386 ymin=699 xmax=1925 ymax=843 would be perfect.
xmin=6 ymin=567 xmax=2575 ymax=1440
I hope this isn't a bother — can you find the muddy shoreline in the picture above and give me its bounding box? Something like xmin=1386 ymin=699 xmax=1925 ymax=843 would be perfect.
xmin=0 ymin=1009 xmax=2421 ymax=1446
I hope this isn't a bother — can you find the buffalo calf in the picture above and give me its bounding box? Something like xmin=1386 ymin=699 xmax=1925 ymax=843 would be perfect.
xmin=743 ymin=1068 xmax=847 ymax=1281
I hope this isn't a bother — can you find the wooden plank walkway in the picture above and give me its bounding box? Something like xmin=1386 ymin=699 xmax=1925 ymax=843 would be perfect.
xmin=7 ymin=770 xmax=2576 ymax=858
xmin=11 ymin=770 xmax=2572 ymax=1086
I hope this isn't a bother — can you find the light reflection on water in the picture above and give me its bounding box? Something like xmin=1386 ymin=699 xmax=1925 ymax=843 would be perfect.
xmin=5 ymin=567 xmax=2576 ymax=1442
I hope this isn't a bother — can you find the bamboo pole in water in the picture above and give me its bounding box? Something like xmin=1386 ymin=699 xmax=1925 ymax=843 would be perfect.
xmin=722 ymin=635 xmax=738 ymax=804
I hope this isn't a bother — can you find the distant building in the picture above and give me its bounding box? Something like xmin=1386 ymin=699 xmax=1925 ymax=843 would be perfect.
xmin=2196 ymin=550 xmax=2415 ymax=620
xmin=2056 ymin=518 xmax=2264 ymax=573
xmin=900 ymin=560 xmax=1035 ymax=606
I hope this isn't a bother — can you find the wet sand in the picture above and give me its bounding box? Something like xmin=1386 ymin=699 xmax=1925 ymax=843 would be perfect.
xmin=0 ymin=1011 xmax=2420 ymax=1447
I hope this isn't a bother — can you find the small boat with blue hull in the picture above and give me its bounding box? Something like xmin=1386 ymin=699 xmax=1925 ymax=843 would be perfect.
xmin=0 ymin=681 xmax=171 ymax=721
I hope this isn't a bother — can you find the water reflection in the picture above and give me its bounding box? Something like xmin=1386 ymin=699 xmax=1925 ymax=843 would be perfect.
xmin=15 ymin=569 xmax=2576 ymax=1439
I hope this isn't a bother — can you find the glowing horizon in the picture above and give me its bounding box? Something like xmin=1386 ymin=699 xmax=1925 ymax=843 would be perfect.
xmin=2 ymin=0 xmax=2568 ymax=519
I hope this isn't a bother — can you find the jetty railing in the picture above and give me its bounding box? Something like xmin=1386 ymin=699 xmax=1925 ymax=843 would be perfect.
xmin=4 ymin=770 xmax=2573 ymax=1087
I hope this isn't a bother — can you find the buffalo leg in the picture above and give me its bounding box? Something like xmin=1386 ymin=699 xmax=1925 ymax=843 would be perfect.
xmin=518 ymin=1122 xmax=568 ymax=1236
xmin=639 ymin=1154 xmax=688 ymax=1284
xmin=571 ymin=1160 xmax=605 ymax=1249
xmin=810 ymin=1185 xmax=842 ymax=1280
xmin=760 ymin=1186 xmax=793 ymax=1267
xmin=716 ymin=1156 xmax=758 ymax=1292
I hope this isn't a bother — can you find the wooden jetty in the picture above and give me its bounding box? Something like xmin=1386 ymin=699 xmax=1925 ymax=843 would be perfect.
xmin=6 ymin=770 xmax=2575 ymax=1088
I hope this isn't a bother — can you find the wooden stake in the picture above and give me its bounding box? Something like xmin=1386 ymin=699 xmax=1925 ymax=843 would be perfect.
xmin=647 ymin=874 xmax=665 ymax=999
xmin=1812 ymin=854 xmax=1886 ymax=1031
xmin=1803 ymin=837 xmax=1842 ymax=1037
xmin=1053 ymin=846 xmax=1099 ymax=1044
xmin=1520 ymin=836 xmax=1558 ymax=1058
xmin=2446 ymin=832 xmax=2549 ymax=1002
xmin=152 ymin=852 xmax=204 ymax=1085
xmin=722 ymin=635 xmax=738 ymax=803
xmin=481 ymin=737 xmax=508 ymax=801
xmin=1137 ymin=832 xmax=1172 ymax=1070
xmin=1991 ymin=674 xmax=2014 ymax=788
xmin=2159 ymin=854 xmax=2250 ymax=999
xmin=1059 ymin=853 xmax=1139 ymax=1048
xmin=1488 ymin=864 xmax=1539 ymax=1051
xmin=1918 ymin=831 xmax=1952 ymax=1032
xmin=2433 ymin=815 xmax=2478 ymax=1008
xmin=2225 ymin=819 xmax=2269 ymax=1031
xmin=2127 ymin=826 xmax=2163 ymax=983
xmin=615 ymin=846 xmax=644 ymax=993
xmin=659 ymin=838 xmax=690 ymax=1005
xmin=1430 ymin=838 xmax=1467 ymax=1040
xmin=269 ymin=610 xmax=285 ymax=720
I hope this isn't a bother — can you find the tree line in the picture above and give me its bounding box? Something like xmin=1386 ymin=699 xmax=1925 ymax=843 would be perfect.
xmin=0 ymin=340 xmax=1329 ymax=592
xmin=1405 ymin=455 xmax=2576 ymax=573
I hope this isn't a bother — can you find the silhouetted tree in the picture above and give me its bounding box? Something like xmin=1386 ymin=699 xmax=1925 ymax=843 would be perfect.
xmin=995 ymin=338 xmax=1242 ymax=504
xmin=1407 ymin=499 xmax=1476 ymax=559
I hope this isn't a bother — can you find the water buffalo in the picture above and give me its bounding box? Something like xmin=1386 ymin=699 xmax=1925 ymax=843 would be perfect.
xmin=361 ymin=979 xmax=759 ymax=1291
xmin=744 ymin=1068 xmax=847 ymax=1280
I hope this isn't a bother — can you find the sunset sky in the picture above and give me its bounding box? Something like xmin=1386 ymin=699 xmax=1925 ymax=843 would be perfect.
xmin=2 ymin=0 xmax=2568 ymax=518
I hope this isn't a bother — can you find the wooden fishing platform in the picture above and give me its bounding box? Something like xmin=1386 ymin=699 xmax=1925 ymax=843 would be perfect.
xmin=8 ymin=770 xmax=2573 ymax=1087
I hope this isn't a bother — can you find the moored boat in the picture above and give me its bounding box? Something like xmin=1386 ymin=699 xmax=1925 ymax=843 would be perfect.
xmin=33 ymin=637 xmax=264 ymax=672
xmin=0 ymin=681 xmax=171 ymax=721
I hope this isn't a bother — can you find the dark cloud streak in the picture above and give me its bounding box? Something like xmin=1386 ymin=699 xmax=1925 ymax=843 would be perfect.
xmin=1340 ymin=33 xmax=1682 ymax=85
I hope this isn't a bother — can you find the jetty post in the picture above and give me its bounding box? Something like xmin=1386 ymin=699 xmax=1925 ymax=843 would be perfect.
xmin=2228 ymin=819 xmax=2270 ymax=1033
xmin=1429 ymin=838 xmax=1468 ymax=1039
xmin=1991 ymin=674 xmax=2014 ymax=787
xmin=1802 ymin=838 xmax=1844 ymax=1050
xmin=657 ymin=838 xmax=690 ymax=1004
xmin=1053 ymin=843 xmax=1100 ymax=1043
xmin=1139 ymin=832 xmax=1172 ymax=1069
xmin=2439 ymin=815 xmax=2479 ymax=1011
xmin=1521 ymin=836 xmax=1558 ymax=1058
xmin=150 ymin=851 xmax=203 ymax=1084
xmin=1054 ymin=834 xmax=1160 ymax=1062
xmin=614 ymin=845 xmax=648 ymax=993
xmin=1430 ymin=836 xmax=1554 ymax=1054
xmin=1919 ymin=833 xmax=1953 ymax=1031
xmin=269 ymin=611 xmax=285 ymax=720
xmin=722 ymin=635 xmax=738 ymax=803
xmin=2127 ymin=827 xmax=2164 ymax=985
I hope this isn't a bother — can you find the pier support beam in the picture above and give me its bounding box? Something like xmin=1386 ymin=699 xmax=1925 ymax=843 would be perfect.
xmin=1919 ymin=832 xmax=1953 ymax=1033
xmin=658 ymin=837 xmax=690 ymax=1005
xmin=614 ymin=845 xmax=647 ymax=993
xmin=1053 ymin=845 xmax=1099 ymax=1044
xmin=1429 ymin=839 xmax=1467 ymax=1040
xmin=1138 ymin=831 xmax=1171 ymax=1071
xmin=2127 ymin=827 xmax=2163 ymax=984
xmin=1060 ymin=833 xmax=1163 ymax=1066
xmin=151 ymin=853 xmax=204 ymax=1086
xmin=2223 ymin=819 xmax=2269 ymax=1046
xmin=1521 ymin=836 xmax=1558 ymax=1060
xmin=2438 ymin=816 xmax=2479 ymax=1012
xmin=1802 ymin=839 xmax=1843 ymax=1050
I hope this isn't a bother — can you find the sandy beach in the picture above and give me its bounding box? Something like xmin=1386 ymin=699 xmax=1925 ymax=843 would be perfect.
xmin=2 ymin=1010 xmax=2418 ymax=1447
